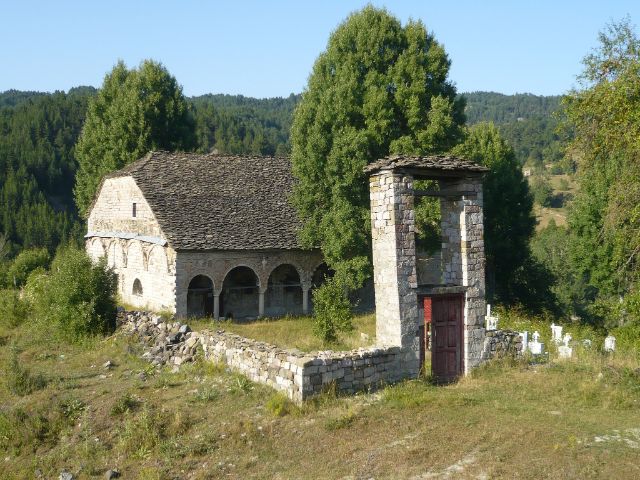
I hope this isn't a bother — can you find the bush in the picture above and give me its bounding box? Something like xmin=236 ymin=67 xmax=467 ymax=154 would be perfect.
xmin=25 ymin=245 xmax=117 ymax=342
xmin=530 ymin=176 xmax=554 ymax=207
xmin=312 ymin=275 xmax=353 ymax=343
xmin=265 ymin=393 xmax=298 ymax=417
xmin=0 ymin=289 xmax=30 ymax=328
xmin=6 ymin=248 xmax=50 ymax=288
xmin=6 ymin=346 xmax=47 ymax=396
xmin=611 ymin=323 xmax=640 ymax=358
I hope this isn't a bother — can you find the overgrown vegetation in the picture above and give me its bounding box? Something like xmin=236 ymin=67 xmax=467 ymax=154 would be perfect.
xmin=23 ymin=245 xmax=117 ymax=342
xmin=0 ymin=310 xmax=639 ymax=478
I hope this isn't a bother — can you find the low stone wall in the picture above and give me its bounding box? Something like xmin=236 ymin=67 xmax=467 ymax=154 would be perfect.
xmin=481 ymin=329 xmax=523 ymax=361
xmin=118 ymin=311 xmax=417 ymax=403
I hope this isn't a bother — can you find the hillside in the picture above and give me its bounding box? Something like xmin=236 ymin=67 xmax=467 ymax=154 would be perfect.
xmin=0 ymin=88 xmax=565 ymax=257
xmin=2 ymin=311 xmax=639 ymax=479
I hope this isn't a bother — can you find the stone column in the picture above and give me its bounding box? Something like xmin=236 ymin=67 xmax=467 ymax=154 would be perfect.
xmin=258 ymin=289 xmax=266 ymax=317
xmin=439 ymin=178 xmax=486 ymax=372
xmin=461 ymin=178 xmax=486 ymax=372
xmin=302 ymin=285 xmax=310 ymax=315
xmin=369 ymin=171 xmax=420 ymax=375
xmin=213 ymin=291 xmax=220 ymax=320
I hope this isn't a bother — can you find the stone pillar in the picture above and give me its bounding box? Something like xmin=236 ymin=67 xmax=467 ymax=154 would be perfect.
xmin=439 ymin=178 xmax=486 ymax=372
xmin=302 ymin=285 xmax=310 ymax=315
xmin=213 ymin=292 xmax=220 ymax=320
xmin=369 ymin=171 xmax=420 ymax=375
xmin=258 ymin=289 xmax=266 ymax=317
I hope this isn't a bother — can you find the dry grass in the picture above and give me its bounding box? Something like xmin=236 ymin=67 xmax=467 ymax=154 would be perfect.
xmin=1 ymin=313 xmax=640 ymax=479
xmin=532 ymin=173 xmax=577 ymax=230
xmin=190 ymin=313 xmax=376 ymax=352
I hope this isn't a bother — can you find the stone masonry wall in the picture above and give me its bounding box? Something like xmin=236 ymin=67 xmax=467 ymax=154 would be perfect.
xmin=369 ymin=172 xmax=421 ymax=378
xmin=86 ymin=176 xmax=177 ymax=312
xmin=120 ymin=311 xmax=413 ymax=404
xmin=481 ymin=330 xmax=524 ymax=361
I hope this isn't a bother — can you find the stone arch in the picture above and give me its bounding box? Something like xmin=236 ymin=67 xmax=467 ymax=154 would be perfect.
xmin=220 ymin=265 xmax=259 ymax=319
xmin=132 ymin=278 xmax=143 ymax=296
xmin=126 ymin=240 xmax=145 ymax=272
xmin=265 ymin=264 xmax=303 ymax=317
xmin=147 ymin=245 xmax=168 ymax=274
xmin=187 ymin=274 xmax=214 ymax=318
xmin=87 ymin=237 xmax=105 ymax=262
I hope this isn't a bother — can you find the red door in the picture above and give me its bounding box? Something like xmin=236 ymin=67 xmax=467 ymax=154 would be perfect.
xmin=424 ymin=294 xmax=464 ymax=382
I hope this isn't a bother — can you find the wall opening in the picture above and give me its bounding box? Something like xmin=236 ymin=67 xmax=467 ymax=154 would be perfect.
xmin=265 ymin=264 xmax=302 ymax=317
xmin=220 ymin=266 xmax=259 ymax=319
xmin=132 ymin=278 xmax=143 ymax=296
xmin=187 ymin=275 xmax=214 ymax=317
xmin=309 ymin=263 xmax=335 ymax=312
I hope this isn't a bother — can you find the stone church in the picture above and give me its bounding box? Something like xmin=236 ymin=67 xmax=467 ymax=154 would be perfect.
xmin=85 ymin=151 xmax=330 ymax=319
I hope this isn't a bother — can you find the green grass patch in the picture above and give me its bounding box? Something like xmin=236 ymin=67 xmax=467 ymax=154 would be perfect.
xmin=194 ymin=313 xmax=376 ymax=352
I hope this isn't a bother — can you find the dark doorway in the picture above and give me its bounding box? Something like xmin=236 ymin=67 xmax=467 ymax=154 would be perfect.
xmin=266 ymin=264 xmax=302 ymax=317
xmin=187 ymin=275 xmax=214 ymax=317
xmin=309 ymin=263 xmax=335 ymax=311
xmin=220 ymin=266 xmax=259 ymax=319
xmin=424 ymin=294 xmax=464 ymax=383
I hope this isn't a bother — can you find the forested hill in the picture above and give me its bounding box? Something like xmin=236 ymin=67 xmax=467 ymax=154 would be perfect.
xmin=463 ymin=92 xmax=568 ymax=168
xmin=0 ymin=87 xmax=563 ymax=256
xmin=191 ymin=93 xmax=299 ymax=156
xmin=463 ymin=92 xmax=562 ymax=124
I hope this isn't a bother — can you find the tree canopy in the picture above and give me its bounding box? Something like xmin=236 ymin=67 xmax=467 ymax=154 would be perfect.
xmin=74 ymin=60 xmax=195 ymax=217
xmin=451 ymin=123 xmax=553 ymax=309
xmin=290 ymin=5 xmax=464 ymax=284
xmin=561 ymin=18 xmax=640 ymax=325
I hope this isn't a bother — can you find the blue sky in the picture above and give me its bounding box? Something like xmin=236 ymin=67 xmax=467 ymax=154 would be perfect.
xmin=2 ymin=0 xmax=640 ymax=97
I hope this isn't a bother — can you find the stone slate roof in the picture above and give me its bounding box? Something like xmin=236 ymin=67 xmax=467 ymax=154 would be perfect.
xmin=364 ymin=154 xmax=489 ymax=175
xmin=105 ymin=151 xmax=303 ymax=251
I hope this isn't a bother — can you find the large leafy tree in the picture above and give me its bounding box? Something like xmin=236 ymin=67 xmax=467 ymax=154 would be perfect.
xmin=452 ymin=123 xmax=554 ymax=309
xmin=291 ymin=6 xmax=464 ymax=285
xmin=74 ymin=60 xmax=195 ymax=216
xmin=563 ymin=18 xmax=640 ymax=324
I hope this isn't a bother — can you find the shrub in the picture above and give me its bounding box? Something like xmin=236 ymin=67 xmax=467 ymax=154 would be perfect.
xmin=312 ymin=275 xmax=354 ymax=343
xmin=265 ymin=393 xmax=298 ymax=417
xmin=611 ymin=323 xmax=640 ymax=358
xmin=25 ymin=245 xmax=117 ymax=342
xmin=0 ymin=289 xmax=30 ymax=328
xmin=530 ymin=176 xmax=554 ymax=207
xmin=6 ymin=248 xmax=50 ymax=288
xmin=6 ymin=347 xmax=47 ymax=396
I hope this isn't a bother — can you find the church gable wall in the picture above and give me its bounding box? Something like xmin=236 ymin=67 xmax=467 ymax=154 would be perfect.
xmin=88 ymin=176 xmax=164 ymax=238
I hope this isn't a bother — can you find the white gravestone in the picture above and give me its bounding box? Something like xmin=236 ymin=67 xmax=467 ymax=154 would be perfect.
xmin=520 ymin=331 xmax=529 ymax=353
xmin=558 ymin=333 xmax=573 ymax=359
xmin=528 ymin=331 xmax=544 ymax=355
xmin=485 ymin=304 xmax=498 ymax=331
xmin=551 ymin=323 xmax=563 ymax=344
xmin=604 ymin=335 xmax=616 ymax=352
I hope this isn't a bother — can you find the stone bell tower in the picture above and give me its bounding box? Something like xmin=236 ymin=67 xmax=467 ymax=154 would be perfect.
xmin=366 ymin=155 xmax=489 ymax=377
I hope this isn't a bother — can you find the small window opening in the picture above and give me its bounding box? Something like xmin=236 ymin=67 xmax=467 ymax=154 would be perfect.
xmin=132 ymin=202 xmax=137 ymax=217
xmin=132 ymin=278 xmax=143 ymax=296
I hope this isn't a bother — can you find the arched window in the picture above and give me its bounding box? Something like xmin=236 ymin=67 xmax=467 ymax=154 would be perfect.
xmin=132 ymin=279 xmax=143 ymax=296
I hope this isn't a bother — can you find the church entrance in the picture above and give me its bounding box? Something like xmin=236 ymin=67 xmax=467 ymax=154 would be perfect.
xmin=187 ymin=275 xmax=214 ymax=317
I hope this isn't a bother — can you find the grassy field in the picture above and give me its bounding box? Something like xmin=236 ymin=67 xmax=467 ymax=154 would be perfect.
xmin=190 ymin=313 xmax=376 ymax=352
xmin=2 ymin=315 xmax=640 ymax=479
xmin=532 ymin=173 xmax=576 ymax=230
